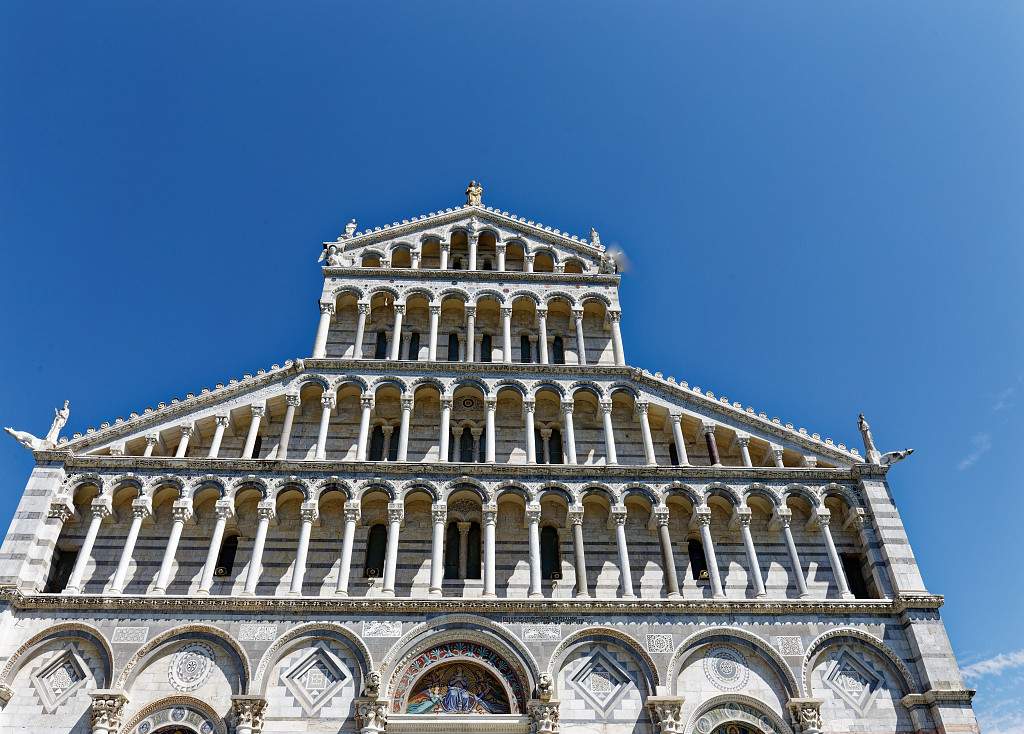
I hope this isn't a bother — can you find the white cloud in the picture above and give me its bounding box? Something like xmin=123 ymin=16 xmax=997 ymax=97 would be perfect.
xmin=963 ymin=650 xmax=1024 ymax=679
xmin=978 ymin=703 xmax=1024 ymax=734
xmin=957 ymin=433 xmax=992 ymax=471
xmin=993 ymin=385 xmax=1018 ymax=412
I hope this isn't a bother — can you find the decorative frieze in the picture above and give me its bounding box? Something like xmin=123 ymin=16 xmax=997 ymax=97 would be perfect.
xmin=112 ymin=626 xmax=149 ymax=643
xmin=645 ymin=633 xmax=673 ymax=654
xmin=522 ymin=624 xmax=561 ymax=642
xmin=362 ymin=620 xmax=402 ymax=638
xmin=238 ymin=623 xmax=278 ymax=641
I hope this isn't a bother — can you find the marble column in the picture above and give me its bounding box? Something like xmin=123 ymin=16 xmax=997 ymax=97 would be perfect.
xmin=637 ymin=401 xmax=657 ymax=465
xmin=208 ymin=415 xmax=229 ymax=458
xmin=501 ymin=307 xmax=513 ymax=363
xmin=496 ymin=243 xmax=506 ymax=271
xmin=438 ymin=396 xmax=451 ymax=463
xmin=525 ymin=253 xmax=535 ymax=273
xmin=735 ymin=432 xmax=753 ymax=467
xmin=356 ymin=396 xmax=374 ymax=461
xmin=175 ymin=425 xmax=194 ymax=458
xmin=572 ymin=309 xmax=587 ymax=365
xmin=381 ymin=426 xmax=395 ymax=462
xmin=457 ymin=521 xmax=471 ymax=579
xmin=289 ymin=501 xmax=318 ymax=596
xmin=439 ymin=241 xmax=450 ymax=270
xmin=601 ymin=400 xmax=618 ymax=465
xmin=143 ymin=434 xmax=158 ymax=457
xmin=468 ymin=232 xmax=478 ymax=270
xmin=526 ymin=503 xmax=542 ymax=598
xmin=482 ymin=503 xmax=497 ymax=597
xmin=669 ymin=413 xmax=689 ymax=465
xmin=537 ymin=308 xmax=549 ymax=364
xmin=611 ymin=506 xmax=635 ymax=599
xmin=465 ymin=306 xmax=476 ymax=362
xmin=702 ymin=422 xmax=721 ymax=466
xmin=316 ymin=394 xmax=335 ymax=460
xmin=815 ymin=508 xmax=854 ymax=599
xmin=653 ymin=507 xmax=680 ymax=599
xmin=353 ymin=302 xmax=369 ymax=359
xmin=382 ymin=503 xmax=403 ymax=596
xmin=735 ymin=506 xmax=766 ymax=597
xmin=154 ymin=498 xmax=193 ymax=594
xmin=485 ymin=398 xmax=497 ymax=463
xmin=243 ymin=404 xmax=265 ymax=459
xmin=389 ymin=304 xmax=405 ymax=361
xmin=695 ymin=505 xmax=725 ymax=599
xmin=312 ymin=301 xmax=335 ymax=358
xmin=772 ymin=508 xmax=809 ymax=597
xmin=397 ymin=396 xmax=413 ymax=461
xmin=561 ymin=401 xmax=578 ymax=464
xmin=198 ymin=498 xmax=233 ymax=595
xmin=540 ymin=429 xmax=552 ymax=464
xmin=335 ymin=501 xmax=360 ymax=596
xmin=109 ymin=496 xmax=152 ymax=594
xmin=568 ymin=506 xmax=588 ymax=598
xmin=411 ymin=249 xmax=421 ymax=269
xmin=524 ymin=400 xmax=537 ymax=464
xmin=429 ymin=504 xmax=446 ymax=596
xmin=242 ymin=500 xmax=276 ymax=596
xmin=608 ymin=310 xmax=625 ymax=365
xmin=277 ymin=394 xmax=300 ymax=460
xmin=770 ymin=443 xmax=785 ymax=468
xmin=428 ymin=305 xmax=440 ymax=361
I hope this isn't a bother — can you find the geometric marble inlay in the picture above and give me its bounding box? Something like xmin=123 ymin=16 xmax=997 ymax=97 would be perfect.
xmin=825 ymin=650 xmax=883 ymax=712
xmin=31 ymin=649 xmax=87 ymax=712
xmin=569 ymin=649 xmax=630 ymax=712
xmin=282 ymin=645 xmax=351 ymax=715
xmin=168 ymin=642 xmax=215 ymax=693
xmin=703 ymin=646 xmax=749 ymax=692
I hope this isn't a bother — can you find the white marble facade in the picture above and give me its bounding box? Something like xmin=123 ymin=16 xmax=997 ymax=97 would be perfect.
xmin=0 ymin=187 xmax=978 ymax=734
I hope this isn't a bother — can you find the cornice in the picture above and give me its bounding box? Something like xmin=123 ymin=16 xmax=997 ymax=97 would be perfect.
xmin=0 ymin=587 xmax=942 ymax=616
xmin=322 ymin=267 xmax=619 ymax=286
xmin=902 ymin=689 xmax=975 ymax=707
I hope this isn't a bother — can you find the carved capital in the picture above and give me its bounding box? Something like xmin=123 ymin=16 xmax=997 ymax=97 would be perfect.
xmin=635 ymin=401 xmax=650 ymax=415
xmin=734 ymin=431 xmax=751 ymax=447
xmin=343 ymin=501 xmax=361 ymax=524
xmin=844 ymin=507 xmax=867 ymax=531
xmin=257 ymin=499 xmax=276 ymax=522
xmin=610 ymin=506 xmax=628 ymax=526
xmin=653 ymin=506 xmax=670 ymax=527
xmin=387 ymin=503 xmax=404 ymax=524
xmin=439 ymin=240 xmax=451 ymax=253
xmin=300 ymin=501 xmax=319 ymax=524
xmin=482 ymin=503 xmax=498 ymax=525
xmin=213 ymin=414 xmax=230 ymax=428
xmin=393 ymin=303 xmax=406 ymax=316
xmin=734 ymin=506 xmax=752 ymax=528
xmin=771 ymin=506 xmax=793 ymax=530
xmin=321 ymin=394 xmax=336 ymax=409
xmin=529 ymin=698 xmax=560 ymax=734
xmin=131 ymin=496 xmax=153 ymax=520
xmin=429 ymin=304 xmax=441 ymax=316
xmin=171 ymin=498 xmax=193 ymax=524
xmin=90 ymin=690 xmax=129 ymax=733
xmin=214 ymin=497 xmax=234 ymax=520
xmin=465 ymin=305 xmax=477 ymax=318
xmin=484 ymin=397 xmax=497 ymax=411
xmin=360 ymin=396 xmax=375 ymax=410
xmin=567 ymin=506 xmax=585 ymax=527
xmin=90 ymin=496 xmax=113 ymax=522
xmin=319 ymin=301 xmax=336 ymax=315
xmin=600 ymin=400 xmax=613 ymax=415
xmin=525 ymin=503 xmax=541 ymax=524
xmin=501 ymin=307 xmax=513 ymax=318
xmin=440 ymin=396 xmax=453 ymax=410
xmin=560 ymin=400 xmax=575 ymax=416
xmin=357 ymin=302 xmax=371 ymax=315
xmin=608 ymin=310 xmax=622 ymax=323
xmin=145 ymin=433 xmax=159 ymax=446
xmin=400 ymin=396 xmax=414 ymax=412
xmin=787 ymin=698 xmax=824 ymax=734
xmin=669 ymin=412 xmax=683 ymax=425
xmin=523 ymin=399 xmax=536 ymax=414
xmin=285 ymin=394 xmax=301 ymax=408
xmin=571 ymin=308 xmax=584 ymax=321
xmin=179 ymin=424 xmax=194 ymax=438
xmin=694 ymin=505 xmax=712 ymax=528
xmin=431 ymin=503 xmax=448 ymax=525
xmin=701 ymin=421 xmax=717 ymax=436
xmin=47 ymin=494 xmax=75 ymax=523
xmin=646 ymin=696 xmax=685 ymax=734
xmin=536 ymin=307 xmax=547 ymax=319
xmin=354 ymin=697 xmax=389 ymax=734
xmin=250 ymin=404 xmax=267 ymax=418
xmin=230 ymin=694 xmax=268 ymax=733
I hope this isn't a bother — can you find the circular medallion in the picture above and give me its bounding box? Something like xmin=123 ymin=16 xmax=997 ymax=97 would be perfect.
xmin=697 ymin=715 xmax=714 ymax=734
xmin=703 ymin=646 xmax=749 ymax=691
xmin=137 ymin=722 xmax=151 ymax=734
xmin=200 ymin=721 xmax=214 ymax=734
xmin=170 ymin=707 xmax=187 ymax=722
xmin=168 ymin=643 xmax=215 ymax=692
xmin=461 ymin=398 xmax=476 ymax=409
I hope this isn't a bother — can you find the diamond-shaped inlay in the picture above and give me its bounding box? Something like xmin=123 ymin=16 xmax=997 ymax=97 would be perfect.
xmin=32 ymin=649 xmax=87 ymax=712
xmin=569 ymin=649 xmax=630 ymax=712
xmin=282 ymin=645 xmax=351 ymax=715
xmin=825 ymin=650 xmax=883 ymax=712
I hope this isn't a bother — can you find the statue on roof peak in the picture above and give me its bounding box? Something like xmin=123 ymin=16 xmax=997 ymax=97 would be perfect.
xmin=590 ymin=227 xmax=601 ymax=247
xmin=5 ymin=400 xmax=70 ymax=452
xmin=465 ymin=180 xmax=483 ymax=206
xmin=858 ymin=412 xmax=914 ymax=466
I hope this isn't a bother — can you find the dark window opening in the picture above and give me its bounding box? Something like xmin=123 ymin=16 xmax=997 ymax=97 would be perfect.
xmin=374 ymin=331 xmax=388 ymax=359
xmin=520 ymin=334 xmax=532 ymax=363
xmin=364 ymin=524 xmax=387 ymax=577
xmin=552 ymin=336 xmax=565 ymax=365
xmin=841 ymin=552 xmax=871 ymax=599
xmin=444 ymin=522 xmax=460 ymax=579
xmin=459 ymin=427 xmax=474 ymax=463
xmin=549 ymin=428 xmax=564 ymax=464
xmin=252 ymin=434 xmax=263 ymax=459
xmin=453 ymin=258 xmax=463 ymax=270
xmin=448 ymin=430 xmax=455 ymax=462
xmin=669 ymin=443 xmax=679 ymax=466
xmin=534 ymin=429 xmax=546 ymax=464
xmin=467 ymin=522 xmax=481 ymax=578
xmin=214 ymin=535 xmax=239 ymax=577
xmin=541 ymin=526 xmax=561 ymax=580
xmin=369 ymin=426 xmax=386 ymax=461
xmin=447 ymin=333 xmax=460 ymax=362
xmin=480 ymin=334 xmax=492 ymax=363
xmin=482 ymin=259 xmax=493 ymax=271
xmin=408 ymin=332 xmax=420 ymax=360
xmin=386 ymin=428 xmax=399 ymax=462
xmin=688 ymin=538 xmax=710 ymax=581
xmin=477 ymin=429 xmax=486 ymax=462
xmin=43 ymin=547 xmax=78 ymax=593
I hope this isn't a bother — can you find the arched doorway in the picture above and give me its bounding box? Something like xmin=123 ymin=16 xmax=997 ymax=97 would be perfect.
xmin=406 ymin=661 xmax=511 ymax=714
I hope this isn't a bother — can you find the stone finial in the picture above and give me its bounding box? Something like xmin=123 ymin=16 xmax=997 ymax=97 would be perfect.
xmin=465 ymin=180 xmax=483 ymax=206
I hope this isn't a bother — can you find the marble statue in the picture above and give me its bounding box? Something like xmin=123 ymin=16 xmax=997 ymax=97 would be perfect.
xmin=465 ymin=180 xmax=483 ymax=206
xmin=319 ymin=244 xmax=346 ymax=266
xmin=858 ymin=413 xmax=882 ymax=464
xmin=881 ymin=448 xmax=914 ymax=466
xmin=590 ymin=227 xmax=601 ymax=247
xmin=345 ymin=218 xmax=357 ymax=237
xmin=4 ymin=401 xmax=69 ymax=451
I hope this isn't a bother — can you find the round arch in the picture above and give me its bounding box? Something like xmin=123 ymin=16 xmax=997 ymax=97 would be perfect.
xmin=228 ymin=475 xmax=269 ymax=499
xmin=0 ymin=622 xmax=113 ymax=689
xmin=547 ymin=627 xmax=659 ymax=695
xmin=313 ymin=476 xmax=352 ymax=502
xmin=801 ymin=628 xmax=920 ymax=697
xmin=400 ymin=480 xmax=441 ymax=503
xmin=686 ymin=694 xmax=794 ymax=734
xmin=356 ymin=480 xmax=398 ymax=502
xmin=121 ymin=696 xmax=227 ymax=734
xmin=253 ymin=622 xmax=374 ymax=694
xmin=114 ymin=623 xmax=251 ymax=692
xmin=187 ymin=475 xmax=227 ymax=499
xmin=443 ymin=478 xmax=490 ymax=503
xmin=667 ymin=627 xmax=800 ymax=698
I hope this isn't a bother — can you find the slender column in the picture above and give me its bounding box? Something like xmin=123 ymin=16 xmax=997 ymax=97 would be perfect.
xmin=428 ymin=305 xmax=440 ymax=361
xmin=175 ymin=425 xmax=194 ymax=458
xmin=526 ymin=504 xmax=543 ymax=598
xmin=485 ymin=397 xmax=497 ymax=463
xmin=568 ymin=506 xmax=588 ymax=598
xmin=496 ymin=243 xmax=506 ymax=271
xmin=427 ymin=504 xmax=447 ymax=595
xmin=653 ymin=507 xmax=680 ymax=599
xmin=439 ymin=241 xmax=450 ymax=270
xmin=736 ymin=506 xmax=766 ymax=597
xmin=770 ymin=443 xmax=785 ymax=468
xmin=289 ymin=502 xmax=318 ymax=596
xmin=637 ymin=401 xmax=657 ymax=465
xmin=537 ymin=308 xmax=549 ymax=364
xmin=695 ymin=505 xmax=725 ymax=598
xmin=356 ymin=396 xmax=373 ymax=461
xmin=735 ymin=433 xmax=753 ymax=467
xmin=389 ymin=304 xmax=405 ymax=361
xmin=275 ymin=394 xmax=300 ymax=460
xmin=243 ymin=500 xmax=275 ymax=595
xmin=611 ymin=506 xmax=635 ymax=599
xmin=572 ymin=309 xmax=587 ymax=365
xmin=353 ymin=302 xmax=369 ymax=359
xmin=438 ymin=396 xmax=452 ymax=463
xmin=702 ymin=422 xmax=721 ymax=466
xmin=335 ymin=502 xmax=360 ymax=596
xmin=143 ymin=434 xmax=158 ymax=457
xmin=669 ymin=414 xmax=689 ymax=465
xmin=465 ymin=306 xmax=476 ymax=362
xmin=198 ymin=498 xmax=233 ymax=595
xmin=243 ymin=404 xmax=265 ymax=459
xmin=471 ymin=429 xmax=482 ymax=463
xmin=109 ymin=496 xmax=152 ymax=594
xmin=524 ymin=400 xmax=537 ymax=464
xmin=154 ymin=499 xmax=192 ymax=594
xmin=208 ymin=415 xmax=229 ymax=458
xmin=501 ymin=307 xmax=513 ymax=363
xmin=468 ymin=232 xmax=478 ymax=270
xmin=64 ymin=498 xmax=111 ymax=594
xmin=561 ymin=401 xmax=578 ymax=464
xmin=312 ymin=301 xmax=335 ymax=358
xmin=540 ymin=429 xmax=551 ymax=464
xmin=608 ymin=310 xmax=625 ymax=365
xmin=815 ymin=509 xmax=854 ymax=598
xmin=382 ymin=426 xmax=395 ymax=462
xmin=393 ymin=396 xmax=413 ymax=461
xmin=482 ymin=503 xmax=497 ymax=597
xmin=600 ymin=400 xmax=618 ymax=465
xmin=411 ymin=249 xmax=421 ymax=269
xmin=316 ymin=394 xmax=335 ymax=460
xmin=525 ymin=253 xmax=535 ymax=273
xmin=773 ymin=508 xmax=810 ymax=597
xmin=457 ymin=522 xmax=471 ymax=579
xmin=382 ymin=503 xmax=403 ymax=596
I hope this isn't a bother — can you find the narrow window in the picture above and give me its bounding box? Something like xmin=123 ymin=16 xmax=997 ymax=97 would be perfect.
xmin=541 ymin=526 xmax=561 ymax=579
xmin=482 ymin=259 xmax=493 ymax=271
xmin=448 ymin=430 xmax=455 ymax=462
xmin=252 ymin=434 xmax=263 ymax=459
xmin=841 ymin=552 xmax=871 ymax=598
xmin=534 ymin=428 xmax=546 ymax=464
xmin=453 ymin=258 xmax=463 ymax=270
xmin=448 ymin=333 xmax=460 ymax=362
xmin=467 ymin=522 xmax=482 ymax=579
xmin=669 ymin=442 xmax=679 ymax=466
xmin=549 ymin=428 xmax=564 ymax=464
xmin=552 ymin=336 xmax=565 ymax=365
xmin=408 ymin=332 xmax=420 ymax=360
xmin=444 ymin=522 xmax=460 ymax=579
xmin=480 ymin=334 xmax=492 ymax=363
xmin=369 ymin=426 xmax=385 ymax=461
xmin=459 ymin=427 xmax=474 ymax=463
xmin=477 ymin=430 xmax=486 ymax=462
xmin=374 ymin=331 xmax=388 ymax=359
xmin=386 ymin=429 xmax=399 ymax=462
xmin=43 ymin=547 xmax=78 ymax=593
xmin=688 ymin=538 xmax=710 ymax=581
xmin=214 ymin=535 xmax=239 ymax=577
xmin=520 ymin=334 xmax=532 ymax=363
xmin=364 ymin=524 xmax=387 ymax=577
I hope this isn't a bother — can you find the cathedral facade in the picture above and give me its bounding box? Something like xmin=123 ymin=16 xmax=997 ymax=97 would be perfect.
xmin=0 ymin=185 xmax=978 ymax=734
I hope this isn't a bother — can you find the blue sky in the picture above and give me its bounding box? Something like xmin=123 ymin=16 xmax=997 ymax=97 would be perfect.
xmin=2 ymin=2 xmax=1021 ymax=729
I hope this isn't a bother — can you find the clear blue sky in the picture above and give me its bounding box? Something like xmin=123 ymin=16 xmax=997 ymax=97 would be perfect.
xmin=2 ymin=3 xmax=1021 ymax=730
